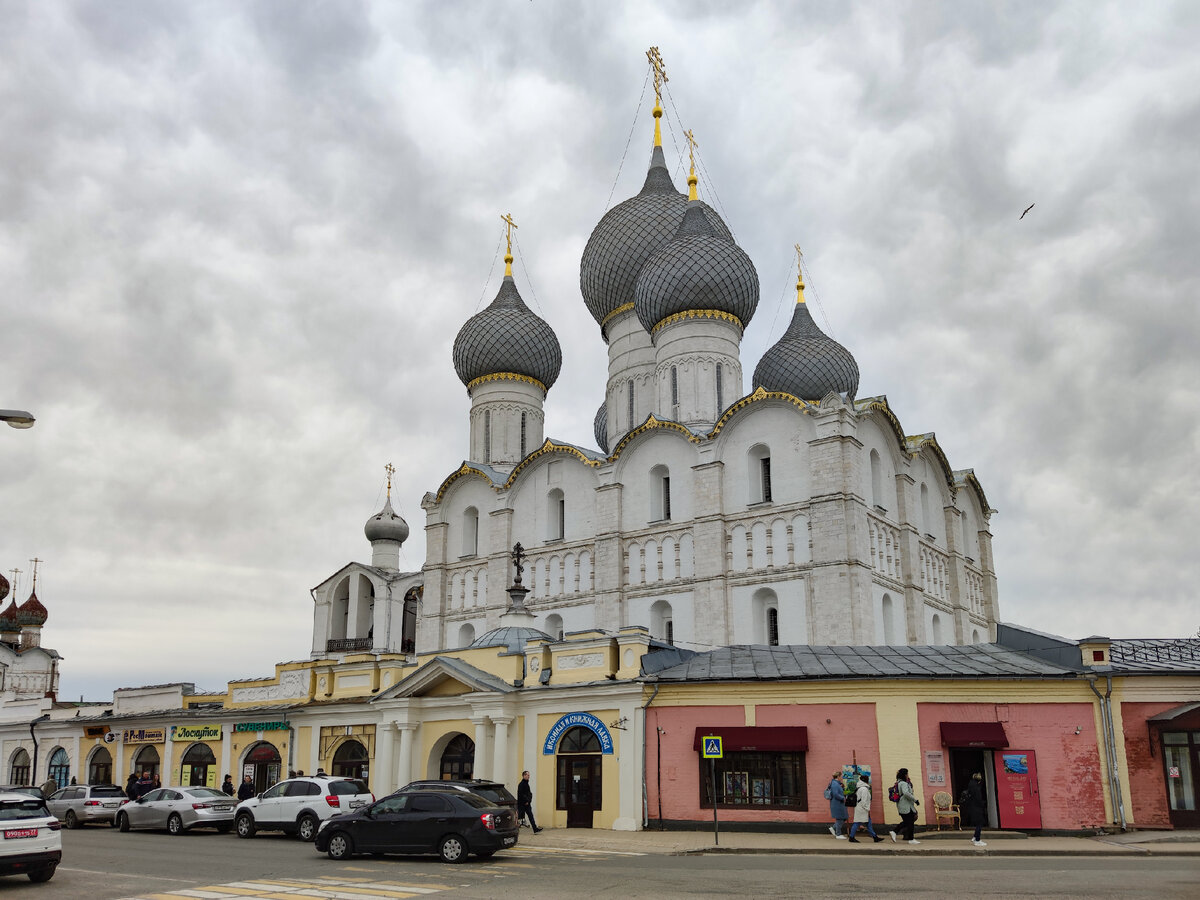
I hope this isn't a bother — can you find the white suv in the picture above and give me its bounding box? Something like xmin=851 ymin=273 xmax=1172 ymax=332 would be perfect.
xmin=235 ymin=776 xmax=373 ymax=841
xmin=0 ymin=792 xmax=61 ymax=883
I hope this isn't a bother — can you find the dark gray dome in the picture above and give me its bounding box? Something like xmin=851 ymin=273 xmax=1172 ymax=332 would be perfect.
xmin=469 ymin=625 xmax=553 ymax=654
xmin=580 ymin=146 xmax=731 ymax=328
xmin=593 ymin=401 xmax=609 ymax=454
xmin=365 ymin=496 xmax=409 ymax=544
xmin=753 ymin=301 xmax=859 ymax=401
xmin=453 ymin=276 xmax=562 ymax=390
xmin=634 ymin=202 xmax=759 ymax=334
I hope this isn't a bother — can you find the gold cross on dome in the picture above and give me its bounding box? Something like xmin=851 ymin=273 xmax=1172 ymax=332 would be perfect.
xmin=794 ymin=244 xmax=807 ymax=303
xmin=384 ymin=462 xmax=395 ymax=499
xmin=501 ymin=213 xmax=518 ymax=256
xmin=685 ymin=129 xmax=698 ymax=169
xmin=647 ymin=46 xmax=668 ymax=102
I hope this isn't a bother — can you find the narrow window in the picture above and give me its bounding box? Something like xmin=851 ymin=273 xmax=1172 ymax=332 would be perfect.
xmin=520 ymin=412 xmax=527 ymax=458
xmin=671 ymin=366 xmax=678 ymax=407
xmin=870 ymin=449 xmax=883 ymax=510
xmin=547 ymin=489 xmax=565 ymax=541
xmin=662 ymin=476 xmax=671 ymax=520
xmin=665 ymin=619 xmax=674 ymax=646
xmin=628 ymin=379 xmax=635 ymax=428
xmin=557 ymin=495 xmax=565 ymax=538
xmin=761 ymin=457 xmax=772 ymax=503
xmin=463 ymin=508 xmax=479 ymax=556
xmin=767 ymin=607 xmax=779 ymax=646
xmin=716 ymin=363 xmax=724 ymax=412
xmin=484 ymin=410 xmax=491 ymax=461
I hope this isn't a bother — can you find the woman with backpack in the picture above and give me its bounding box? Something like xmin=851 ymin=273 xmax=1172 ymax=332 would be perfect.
xmin=848 ymin=772 xmax=884 ymax=843
xmin=888 ymin=767 xmax=921 ymax=844
xmin=824 ymin=772 xmax=848 ymax=839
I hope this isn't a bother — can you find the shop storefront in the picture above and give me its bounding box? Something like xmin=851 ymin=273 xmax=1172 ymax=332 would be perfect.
xmin=1147 ymin=703 xmax=1200 ymax=828
xmin=242 ymin=742 xmax=282 ymax=793
xmin=172 ymin=723 xmax=222 ymax=788
xmin=123 ymin=728 xmax=165 ymax=780
xmin=544 ymin=713 xmax=614 ymax=829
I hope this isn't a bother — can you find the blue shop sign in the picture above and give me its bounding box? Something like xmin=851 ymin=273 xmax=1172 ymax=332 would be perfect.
xmin=542 ymin=712 xmax=614 ymax=755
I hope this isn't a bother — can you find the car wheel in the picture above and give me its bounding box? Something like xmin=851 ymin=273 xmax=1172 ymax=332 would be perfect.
xmin=117 ymin=811 xmax=130 ymax=833
xmin=235 ymin=812 xmax=256 ymax=838
xmin=297 ymin=814 xmax=318 ymax=842
xmin=27 ymin=865 xmax=56 ymax=883
xmin=168 ymin=813 xmax=183 ymax=836
xmin=326 ymin=831 xmax=353 ymax=861
xmin=64 ymin=810 xmax=78 ymax=829
xmin=439 ymin=834 xmax=468 ymax=864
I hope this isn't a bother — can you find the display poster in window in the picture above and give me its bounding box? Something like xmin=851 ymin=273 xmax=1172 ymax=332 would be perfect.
xmin=751 ymin=777 xmax=771 ymax=805
xmin=842 ymin=763 xmax=871 ymax=795
xmin=924 ymin=750 xmax=946 ymax=786
xmin=723 ymin=771 xmax=748 ymax=803
xmin=242 ymin=763 xmax=255 ymax=781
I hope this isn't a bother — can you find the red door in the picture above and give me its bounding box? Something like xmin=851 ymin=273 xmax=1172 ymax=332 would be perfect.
xmin=994 ymin=750 xmax=1042 ymax=829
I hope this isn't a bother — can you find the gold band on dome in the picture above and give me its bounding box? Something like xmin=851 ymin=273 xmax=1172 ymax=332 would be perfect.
xmin=466 ymin=372 xmax=547 ymax=393
xmin=599 ymin=302 xmax=636 ymax=330
xmin=651 ymin=308 xmax=744 ymax=336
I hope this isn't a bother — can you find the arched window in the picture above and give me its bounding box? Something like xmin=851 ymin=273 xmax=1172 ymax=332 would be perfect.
xmin=752 ymin=588 xmax=779 ymax=644
xmin=870 ymin=449 xmax=883 ymax=510
xmin=545 ymin=614 xmax=564 ymax=642
xmin=440 ymin=734 xmax=475 ymax=780
xmin=88 ymin=746 xmax=112 ymax=785
xmin=882 ymin=594 xmax=897 ymax=644
xmin=627 ymin=379 xmax=635 ymax=429
xmin=748 ymin=444 xmax=772 ymax=504
xmin=930 ymin=613 xmax=944 ymax=644
xmin=670 ymin=366 xmax=679 ymax=408
xmin=10 ymin=748 xmax=29 ymax=784
xmin=651 ymin=599 xmax=674 ymax=645
xmin=920 ymin=483 xmax=932 ymax=536
xmin=547 ymin=488 xmax=565 ymax=541
xmin=484 ymin=410 xmax=491 ymax=460
xmin=716 ymin=363 xmax=724 ymax=413
xmin=972 ymin=628 xmax=982 ymax=643
xmin=458 ymin=623 xmax=476 ymax=647
xmin=463 ymin=507 xmax=479 ymax=557
xmin=650 ymin=465 xmax=671 ymax=521
xmin=766 ymin=607 xmax=779 ymax=646
xmin=402 ymin=586 xmax=420 ymax=654
xmin=48 ymin=747 xmax=70 ymax=790
xmin=333 ymin=740 xmax=369 ymax=780
xmin=520 ymin=412 xmax=527 ymax=458
xmin=134 ymin=745 xmax=161 ymax=779
xmin=182 ymin=743 xmax=216 ymax=787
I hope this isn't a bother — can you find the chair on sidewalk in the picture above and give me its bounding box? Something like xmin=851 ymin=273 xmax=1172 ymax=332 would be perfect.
xmin=931 ymin=791 xmax=961 ymax=830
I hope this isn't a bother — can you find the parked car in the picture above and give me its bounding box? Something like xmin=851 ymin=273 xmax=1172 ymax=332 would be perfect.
xmin=0 ymin=791 xmax=61 ymax=883
xmin=398 ymin=779 xmax=517 ymax=810
xmin=0 ymin=786 xmax=46 ymax=802
xmin=116 ymin=786 xmax=235 ymax=835
xmin=315 ymin=789 xmax=518 ymax=863
xmin=46 ymin=784 xmax=126 ymax=828
xmin=235 ymin=776 xmax=373 ymax=841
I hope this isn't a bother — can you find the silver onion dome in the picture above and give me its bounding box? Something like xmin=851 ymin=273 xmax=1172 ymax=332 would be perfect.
xmin=364 ymin=496 xmax=410 ymax=545
xmin=593 ymin=401 xmax=609 ymax=454
xmin=580 ymin=146 xmax=731 ymax=329
xmin=634 ymin=201 xmax=759 ymax=334
xmin=453 ymin=276 xmax=562 ymax=390
xmin=753 ymin=299 xmax=859 ymax=401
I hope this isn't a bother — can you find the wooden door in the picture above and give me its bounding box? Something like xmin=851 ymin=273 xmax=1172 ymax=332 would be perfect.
xmin=566 ymin=757 xmax=597 ymax=828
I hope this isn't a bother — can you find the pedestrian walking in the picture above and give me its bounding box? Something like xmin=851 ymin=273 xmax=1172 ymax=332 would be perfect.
xmin=39 ymin=776 xmax=57 ymax=797
xmin=964 ymin=772 xmax=987 ymax=846
xmin=825 ymin=772 xmax=848 ymax=839
xmin=237 ymin=774 xmax=256 ymax=801
xmin=125 ymin=773 xmax=138 ymax=800
xmin=516 ymin=770 xmax=542 ymax=833
xmin=848 ymin=772 xmax=884 ymax=843
xmin=888 ymin=767 xmax=921 ymax=844
xmin=221 ymin=774 xmax=235 ymax=796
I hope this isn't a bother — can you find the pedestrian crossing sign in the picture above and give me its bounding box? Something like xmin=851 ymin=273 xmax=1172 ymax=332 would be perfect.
xmin=702 ymin=735 xmax=723 ymax=759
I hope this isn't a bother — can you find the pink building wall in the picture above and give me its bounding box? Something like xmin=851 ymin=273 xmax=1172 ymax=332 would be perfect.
xmin=915 ymin=702 xmax=1105 ymax=830
xmin=1120 ymin=701 xmax=1177 ymax=828
xmin=646 ymin=703 xmax=880 ymax=824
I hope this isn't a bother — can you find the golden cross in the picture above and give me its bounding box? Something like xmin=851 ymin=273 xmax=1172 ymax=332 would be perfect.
xmin=794 ymin=244 xmax=806 ymax=301
xmin=384 ymin=462 xmax=395 ymax=499
xmin=647 ymin=46 xmax=668 ymax=102
xmin=685 ymin=129 xmax=698 ymax=170
xmin=29 ymin=558 xmax=41 ymax=591
xmin=9 ymin=569 xmax=20 ymax=597
xmin=500 ymin=213 xmax=518 ymax=256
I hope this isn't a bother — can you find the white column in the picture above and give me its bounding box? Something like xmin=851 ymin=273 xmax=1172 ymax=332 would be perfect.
xmin=492 ymin=717 xmax=513 ymax=791
xmin=72 ymin=736 xmax=81 ymax=783
xmin=222 ymin=726 xmax=232 ymax=782
xmin=472 ymin=718 xmax=492 ymax=781
xmin=163 ymin=736 xmax=174 ymax=786
xmin=374 ymin=723 xmax=395 ymax=796
xmin=397 ymin=724 xmax=416 ymax=786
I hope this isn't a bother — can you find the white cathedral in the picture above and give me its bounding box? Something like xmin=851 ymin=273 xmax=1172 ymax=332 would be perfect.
xmin=310 ymin=79 xmax=999 ymax=663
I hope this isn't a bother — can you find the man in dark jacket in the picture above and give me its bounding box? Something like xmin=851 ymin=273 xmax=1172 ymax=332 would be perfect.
xmin=221 ymin=775 xmax=235 ymax=796
xmin=964 ymin=773 xmax=987 ymax=846
xmin=516 ymin=770 xmax=542 ymax=833
xmin=237 ymin=775 xmax=256 ymax=801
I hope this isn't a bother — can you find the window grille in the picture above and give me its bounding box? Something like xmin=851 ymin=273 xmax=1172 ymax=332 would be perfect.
xmin=767 ymin=607 xmax=779 ymax=646
xmin=761 ymin=457 xmax=773 ymax=503
xmin=716 ymin=363 xmax=724 ymax=412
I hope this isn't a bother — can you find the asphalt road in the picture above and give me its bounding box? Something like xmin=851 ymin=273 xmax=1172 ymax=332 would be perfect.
xmin=13 ymin=823 xmax=1199 ymax=899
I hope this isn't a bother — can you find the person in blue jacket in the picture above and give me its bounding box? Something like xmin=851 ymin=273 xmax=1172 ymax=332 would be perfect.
xmin=825 ymin=771 xmax=848 ymax=838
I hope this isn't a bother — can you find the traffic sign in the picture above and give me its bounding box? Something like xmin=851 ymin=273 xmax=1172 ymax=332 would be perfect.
xmin=702 ymin=735 xmax=723 ymax=759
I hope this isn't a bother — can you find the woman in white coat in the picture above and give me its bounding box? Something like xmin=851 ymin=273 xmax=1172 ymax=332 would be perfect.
xmin=848 ymin=772 xmax=884 ymax=843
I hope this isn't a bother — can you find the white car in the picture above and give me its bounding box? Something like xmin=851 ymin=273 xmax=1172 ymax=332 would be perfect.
xmin=0 ymin=791 xmax=61 ymax=883
xmin=235 ymin=776 xmax=373 ymax=841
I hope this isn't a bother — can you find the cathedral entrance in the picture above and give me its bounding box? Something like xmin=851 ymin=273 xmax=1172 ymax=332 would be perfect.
xmin=555 ymin=727 xmax=602 ymax=829
xmin=439 ymin=734 xmax=474 ymax=780
xmin=332 ymin=740 xmax=369 ymax=782
xmin=243 ymin=741 xmax=281 ymax=793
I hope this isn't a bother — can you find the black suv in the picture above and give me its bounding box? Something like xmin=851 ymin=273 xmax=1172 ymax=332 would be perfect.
xmin=398 ymin=780 xmax=516 ymax=810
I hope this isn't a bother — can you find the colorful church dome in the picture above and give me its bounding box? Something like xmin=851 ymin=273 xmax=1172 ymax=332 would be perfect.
xmin=16 ymin=591 xmax=47 ymax=628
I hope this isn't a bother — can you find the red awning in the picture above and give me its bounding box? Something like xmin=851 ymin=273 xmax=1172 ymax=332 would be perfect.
xmin=692 ymin=726 xmax=808 ymax=752
xmin=939 ymin=721 xmax=1009 ymax=749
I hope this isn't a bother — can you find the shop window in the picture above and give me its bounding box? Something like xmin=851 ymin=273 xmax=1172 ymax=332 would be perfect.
xmin=134 ymin=745 xmax=160 ymax=779
xmin=440 ymin=734 xmax=475 ymax=781
xmin=700 ymin=751 xmax=808 ymax=810
xmin=463 ymin=507 xmax=479 ymax=557
xmin=547 ymin=488 xmax=565 ymax=541
xmin=48 ymin=747 xmax=70 ymax=790
xmin=88 ymin=746 xmax=112 ymax=785
xmin=332 ymin=740 xmax=369 ymax=781
xmin=9 ymin=748 xmax=29 ymax=785
xmin=182 ymin=743 xmax=216 ymax=787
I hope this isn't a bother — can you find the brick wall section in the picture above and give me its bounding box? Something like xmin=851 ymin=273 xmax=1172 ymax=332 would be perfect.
xmin=1120 ymin=701 xmax=1178 ymax=827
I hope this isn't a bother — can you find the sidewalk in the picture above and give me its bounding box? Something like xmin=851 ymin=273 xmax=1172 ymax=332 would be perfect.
xmin=522 ymin=825 xmax=1200 ymax=857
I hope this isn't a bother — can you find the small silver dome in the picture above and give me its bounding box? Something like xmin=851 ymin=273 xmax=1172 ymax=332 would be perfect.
xmin=753 ymin=301 xmax=859 ymax=401
xmin=593 ymin=401 xmax=609 ymax=454
xmin=453 ymin=276 xmax=562 ymax=390
xmin=364 ymin=496 xmax=410 ymax=545
xmin=469 ymin=625 xmax=553 ymax=654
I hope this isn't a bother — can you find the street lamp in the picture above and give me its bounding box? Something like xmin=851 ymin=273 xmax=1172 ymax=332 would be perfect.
xmin=0 ymin=410 xmax=35 ymax=430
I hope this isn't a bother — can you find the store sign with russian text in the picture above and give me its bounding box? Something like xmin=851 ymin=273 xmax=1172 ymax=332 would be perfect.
xmin=542 ymin=712 xmax=614 ymax=755
xmin=171 ymin=723 xmax=222 ymax=742
xmin=234 ymin=721 xmax=289 ymax=732
xmin=122 ymin=728 xmax=165 ymax=744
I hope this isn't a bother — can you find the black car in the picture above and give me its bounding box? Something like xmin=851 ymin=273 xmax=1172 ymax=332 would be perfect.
xmin=314 ymin=790 xmax=518 ymax=863
xmin=398 ymin=779 xmax=517 ymax=810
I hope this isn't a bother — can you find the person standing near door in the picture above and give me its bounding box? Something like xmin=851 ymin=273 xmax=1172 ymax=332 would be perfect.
xmin=964 ymin=772 xmax=987 ymax=846
xmin=237 ymin=774 xmax=256 ymax=801
xmin=517 ymin=770 xmax=542 ymax=833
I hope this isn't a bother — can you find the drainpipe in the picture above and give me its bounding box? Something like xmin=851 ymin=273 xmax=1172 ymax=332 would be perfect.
xmin=1087 ymin=675 xmax=1127 ymax=831
xmin=640 ymin=683 xmax=660 ymax=830
xmin=29 ymin=714 xmax=50 ymax=786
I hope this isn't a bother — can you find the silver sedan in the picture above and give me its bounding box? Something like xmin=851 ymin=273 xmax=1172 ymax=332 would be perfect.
xmin=116 ymin=786 xmax=236 ymax=835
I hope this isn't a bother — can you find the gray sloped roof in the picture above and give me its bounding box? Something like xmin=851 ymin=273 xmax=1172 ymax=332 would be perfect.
xmin=644 ymin=643 xmax=1076 ymax=682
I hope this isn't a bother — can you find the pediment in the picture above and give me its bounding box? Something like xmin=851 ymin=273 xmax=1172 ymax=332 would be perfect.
xmin=373 ymin=655 xmax=513 ymax=701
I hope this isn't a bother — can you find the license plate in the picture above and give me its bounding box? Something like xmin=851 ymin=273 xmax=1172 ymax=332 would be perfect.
xmin=215 ymin=806 xmax=232 ymax=812
xmin=4 ymin=829 xmax=37 ymax=839
xmin=502 ymin=836 xmax=516 ymax=846
xmin=349 ymin=800 xmax=365 ymax=808
xmin=103 ymin=802 xmax=119 ymax=808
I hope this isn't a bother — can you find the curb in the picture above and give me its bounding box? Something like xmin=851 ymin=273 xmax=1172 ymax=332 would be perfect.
xmin=674 ymin=845 xmax=1200 ymax=858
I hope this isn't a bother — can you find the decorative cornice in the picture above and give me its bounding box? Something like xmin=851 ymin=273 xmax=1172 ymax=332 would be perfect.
xmin=609 ymin=414 xmax=702 ymax=460
xmin=504 ymin=439 xmax=604 ymax=488
xmin=708 ymin=386 xmax=810 ymax=439
xmin=599 ymin=302 xmax=636 ymax=331
xmin=435 ymin=463 xmax=498 ymax=503
xmin=906 ymin=433 xmax=957 ymax=493
xmin=466 ymin=372 xmax=547 ymax=393
xmin=855 ymin=397 xmax=907 ymax=453
xmin=954 ymin=469 xmax=993 ymax=517
xmin=650 ymin=308 xmax=743 ymax=336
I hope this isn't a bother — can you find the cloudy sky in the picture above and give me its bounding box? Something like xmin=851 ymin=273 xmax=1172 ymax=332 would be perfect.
xmin=2 ymin=1 xmax=1197 ymax=702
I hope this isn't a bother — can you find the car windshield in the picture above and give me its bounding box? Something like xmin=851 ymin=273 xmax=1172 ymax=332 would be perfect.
xmin=91 ymin=785 xmax=125 ymax=797
xmin=187 ymin=788 xmax=228 ymax=799
xmin=456 ymin=793 xmax=498 ymax=809
xmin=329 ymin=780 xmax=369 ymax=795
xmin=0 ymin=799 xmax=48 ymax=820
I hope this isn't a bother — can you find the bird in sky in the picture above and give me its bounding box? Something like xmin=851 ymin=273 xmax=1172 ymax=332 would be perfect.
xmin=1020 ymin=203 xmax=1035 ymax=220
